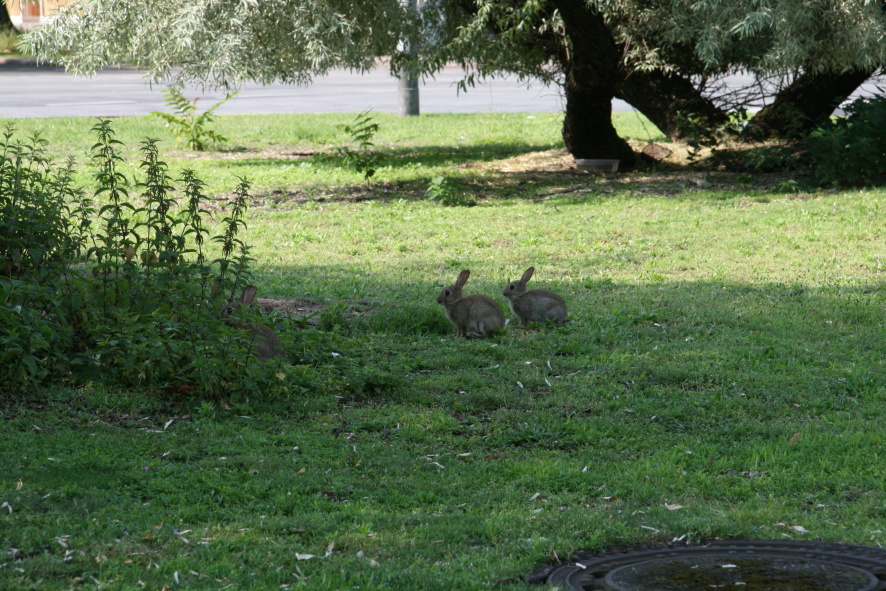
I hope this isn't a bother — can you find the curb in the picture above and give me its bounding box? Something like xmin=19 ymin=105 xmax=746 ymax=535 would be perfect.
xmin=0 ymin=57 xmax=145 ymax=71
xmin=0 ymin=56 xmax=42 ymax=66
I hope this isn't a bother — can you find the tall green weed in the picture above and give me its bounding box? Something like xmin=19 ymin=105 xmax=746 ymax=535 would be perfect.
xmin=1 ymin=122 xmax=279 ymax=397
xmin=150 ymin=87 xmax=235 ymax=150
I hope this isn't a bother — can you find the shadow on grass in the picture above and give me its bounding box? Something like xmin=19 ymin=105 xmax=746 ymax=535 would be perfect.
xmin=238 ymin=168 xmax=812 ymax=208
xmin=203 ymin=142 xmax=815 ymax=207
xmin=210 ymin=141 xmax=557 ymax=170
xmin=258 ymin=264 xmax=886 ymax=415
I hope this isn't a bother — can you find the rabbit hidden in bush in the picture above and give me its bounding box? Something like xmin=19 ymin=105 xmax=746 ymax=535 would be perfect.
xmin=218 ymin=285 xmax=286 ymax=361
xmin=502 ymin=266 xmax=567 ymax=324
xmin=437 ymin=269 xmax=505 ymax=338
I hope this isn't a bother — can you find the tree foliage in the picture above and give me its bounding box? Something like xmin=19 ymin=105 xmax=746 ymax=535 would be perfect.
xmin=29 ymin=1 xmax=886 ymax=89
xmin=438 ymin=1 xmax=884 ymax=137
xmin=21 ymin=0 xmax=886 ymax=153
xmin=670 ymin=0 xmax=886 ymax=75
xmin=23 ymin=0 xmax=408 ymax=88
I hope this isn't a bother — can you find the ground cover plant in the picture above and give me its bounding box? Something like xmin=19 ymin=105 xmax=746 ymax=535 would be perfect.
xmin=2 ymin=111 xmax=886 ymax=590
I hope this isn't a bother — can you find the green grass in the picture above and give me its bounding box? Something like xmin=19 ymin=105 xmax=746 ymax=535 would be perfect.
xmin=0 ymin=28 xmax=21 ymax=56
xmin=2 ymin=112 xmax=886 ymax=590
xmin=3 ymin=111 xmax=665 ymax=198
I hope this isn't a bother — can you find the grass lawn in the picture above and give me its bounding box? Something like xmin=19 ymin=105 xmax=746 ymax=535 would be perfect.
xmin=2 ymin=111 xmax=886 ymax=590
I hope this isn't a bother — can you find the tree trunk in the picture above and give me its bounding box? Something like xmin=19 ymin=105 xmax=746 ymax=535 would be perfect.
xmin=743 ymin=68 xmax=874 ymax=139
xmin=550 ymin=0 xmax=636 ymax=166
xmin=0 ymin=4 xmax=16 ymax=33
xmin=615 ymin=69 xmax=730 ymax=141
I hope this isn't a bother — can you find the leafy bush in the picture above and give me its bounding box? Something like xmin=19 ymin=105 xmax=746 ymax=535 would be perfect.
xmin=675 ymin=108 xmax=749 ymax=162
xmin=0 ymin=28 xmax=19 ymax=55
xmin=150 ymin=87 xmax=236 ymax=150
xmin=805 ymin=95 xmax=886 ymax=187
xmin=737 ymin=143 xmax=809 ymax=174
xmin=1 ymin=120 xmax=399 ymax=401
xmin=0 ymin=121 xmax=280 ymax=397
xmin=0 ymin=126 xmax=92 ymax=279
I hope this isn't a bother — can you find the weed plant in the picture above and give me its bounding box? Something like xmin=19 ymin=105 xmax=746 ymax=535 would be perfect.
xmin=150 ymin=87 xmax=236 ymax=151
xmin=330 ymin=108 xmax=382 ymax=181
xmin=425 ymin=174 xmax=476 ymax=206
xmin=0 ymin=120 xmax=372 ymax=399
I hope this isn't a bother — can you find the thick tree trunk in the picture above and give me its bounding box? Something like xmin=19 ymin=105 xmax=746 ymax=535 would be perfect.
xmin=550 ymin=0 xmax=636 ymax=166
xmin=743 ymin=68 xmax=874 ymax=139
xmin=615 ymin=69 xmax=730 ymax=141
xmin=0 ymin=5 xmax=16 ymax=33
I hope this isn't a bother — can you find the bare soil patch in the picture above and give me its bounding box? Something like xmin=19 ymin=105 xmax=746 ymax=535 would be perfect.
xmin=489 ymin=142 xmax=808 ymax=196
xmin=255 ymin=297 xmax=373 ymax=325
xmin=256 ymin=298 xmax=328 ymax=324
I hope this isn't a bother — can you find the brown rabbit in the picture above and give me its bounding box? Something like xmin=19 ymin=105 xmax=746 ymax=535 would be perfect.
xmin=502 ymin=267 xmax=567 ymax=324
xmin=437 ymin=270 xmax=505 ymax=338
xmin=218 ymin=285 xmax=286 ymax=361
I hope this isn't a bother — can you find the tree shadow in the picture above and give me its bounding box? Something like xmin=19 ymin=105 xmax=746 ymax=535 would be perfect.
xmin=205 ymin=138 xmax=814 ymax=208
xmin=258 ymin=266 xmax=886 ymax=414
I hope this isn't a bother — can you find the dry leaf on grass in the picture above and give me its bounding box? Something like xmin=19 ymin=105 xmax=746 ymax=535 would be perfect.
xmin=775 ymin=523 xmax=810 ymax=534
xmin=640 ymin=525 xmax=660 ymax=533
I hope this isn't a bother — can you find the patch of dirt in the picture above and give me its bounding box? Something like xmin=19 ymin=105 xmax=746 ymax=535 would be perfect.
xmin=256 ymin=298 xmax=327 ymax=325
xmin=489 ymin=142 xmax=809 ymax=196
xmin=255 ymin=298 xmax=373 ymax=326
xmin=490 ymin=149 xmax=577 ymax=173
xmin=489 ymin=140 xmax=750 ymax=174
xmin=179 ymin=147 xmax=319 ymax=161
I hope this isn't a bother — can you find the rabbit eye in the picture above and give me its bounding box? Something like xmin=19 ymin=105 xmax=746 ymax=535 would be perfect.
xmin=509 ymin=284 xmax=516 ymax=290
xmin=445 ymin=290 xmax=451 ymax=296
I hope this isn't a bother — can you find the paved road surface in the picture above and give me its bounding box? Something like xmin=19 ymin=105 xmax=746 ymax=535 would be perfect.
xmin=1 ymin=60 xmax=881 ymax=119
xmin=0 ymin=62 xmax=591 ymax=119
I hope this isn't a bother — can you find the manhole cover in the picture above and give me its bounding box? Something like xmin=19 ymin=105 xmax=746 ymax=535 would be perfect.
xmin=537 ymin=540 xmax=886 ymax=590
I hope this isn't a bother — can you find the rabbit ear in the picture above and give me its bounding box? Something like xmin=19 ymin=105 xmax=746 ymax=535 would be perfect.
xmin=456 ymin=270 xmax=470 ymax=288
xmin=521 ymin=267 xmax=535 ymax=284
xmin=240 ymin=285 xmax=258 ymax=305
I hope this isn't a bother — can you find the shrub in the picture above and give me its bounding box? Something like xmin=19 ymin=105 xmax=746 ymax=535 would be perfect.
xmin=0 ymin=126 xmax=92 ymax=279
xmin=805 ymin=95 xmax=886 ymax=187
xmin=0 ymin=121 xmax=274 ymax=397
xmin=1 ymin=121 xmax=398 ymax=401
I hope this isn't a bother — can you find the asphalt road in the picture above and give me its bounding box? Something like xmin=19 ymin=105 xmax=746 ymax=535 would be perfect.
xmin=0 ymin=62 xmax=600 ymax=119
xmin=1 ymin=60 xmax=881 ymax=120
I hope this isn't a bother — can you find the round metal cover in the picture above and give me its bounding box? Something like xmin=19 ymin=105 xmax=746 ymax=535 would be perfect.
xmin=534 ymin=540 xmax=886 ymax=591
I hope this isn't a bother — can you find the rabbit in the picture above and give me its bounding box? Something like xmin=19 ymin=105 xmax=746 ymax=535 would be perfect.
xmin=437 ymin=269 xmax=505 ymax=338
xmin=502 ymin=266 xmax=568 ymax=324
xmin=218 ymin=285 xmax=286 ymax=361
